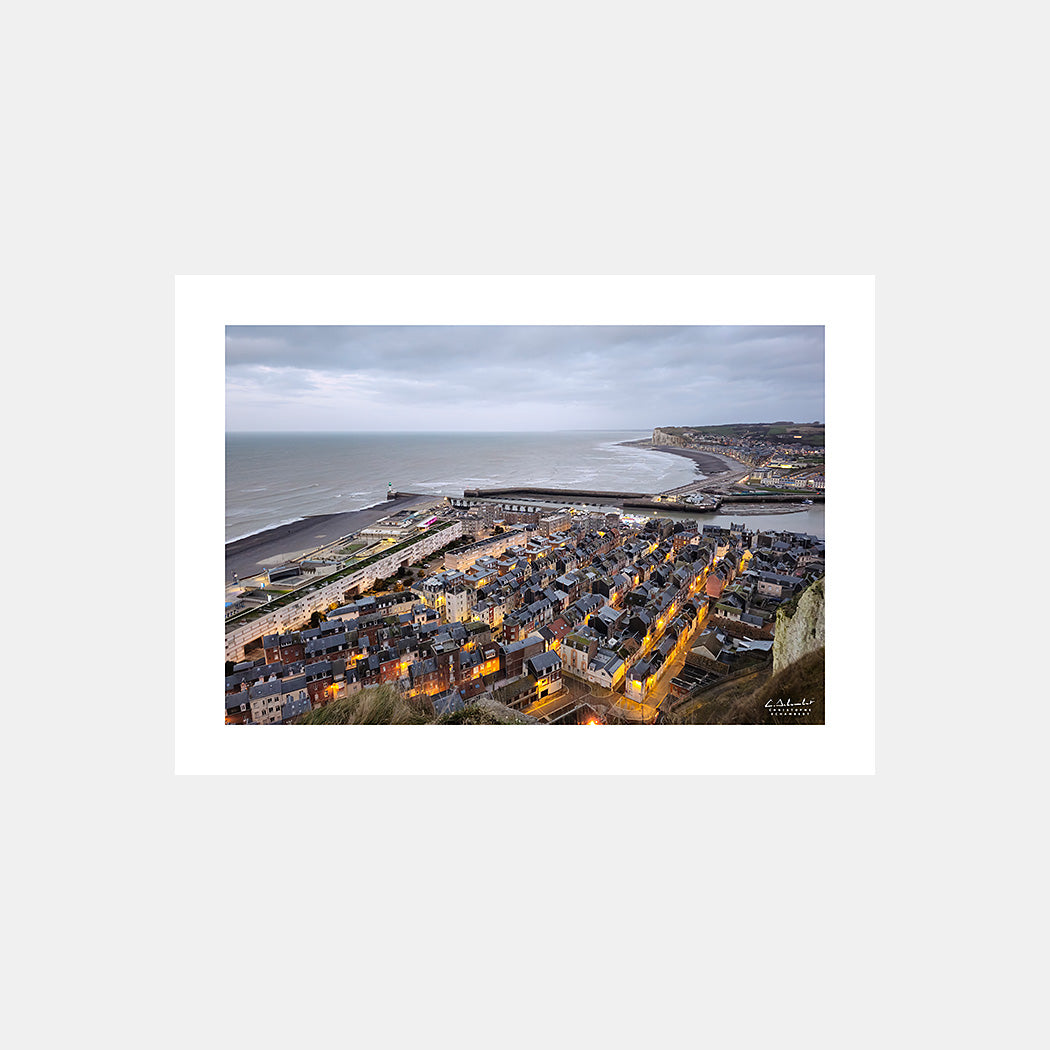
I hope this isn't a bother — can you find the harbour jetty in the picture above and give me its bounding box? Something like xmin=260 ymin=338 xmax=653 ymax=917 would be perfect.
xmin=460 ymin=486 xmax=711 ymax=513
xmin=457 ymin=485 xmax=823 ymax=514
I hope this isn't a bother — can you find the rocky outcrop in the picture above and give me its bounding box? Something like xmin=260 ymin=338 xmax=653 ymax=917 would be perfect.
xmin=773 ymin=576 xmax=825 ymax=673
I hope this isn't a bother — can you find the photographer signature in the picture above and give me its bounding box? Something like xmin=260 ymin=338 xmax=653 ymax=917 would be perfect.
xmin=765 ymin=697 xmax=816 ymax=715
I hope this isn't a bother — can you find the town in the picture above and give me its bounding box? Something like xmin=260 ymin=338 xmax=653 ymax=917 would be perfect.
xmin=650 ymin=422 xmax=826 ymax=496
xmin=225 ymin=493 xmax=825 ymax=725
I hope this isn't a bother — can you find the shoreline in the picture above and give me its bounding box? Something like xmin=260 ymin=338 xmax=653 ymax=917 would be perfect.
xmin=225 ymin=493 xmax=433 ymax=581
xmin=616 ymin=438 xmax=748 ymax=477
xmin=226 ymin=440 xmax=749 ymax=579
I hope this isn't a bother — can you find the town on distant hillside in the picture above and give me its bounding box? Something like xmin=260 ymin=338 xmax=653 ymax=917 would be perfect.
xmin=225 ymin=492 xmax=826 ymax=725
xmin=651 ymin=422 xmax=825 ymax=494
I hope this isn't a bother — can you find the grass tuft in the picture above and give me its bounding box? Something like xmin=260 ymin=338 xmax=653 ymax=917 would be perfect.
xmin=294 ymin=684 xmax=432 ymax=724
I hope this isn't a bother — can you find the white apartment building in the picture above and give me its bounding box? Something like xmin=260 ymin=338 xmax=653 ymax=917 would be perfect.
xmin=226 ymin=520 xmax=464 ymax=662
xmin=444 ymin=586 xmax=476 ymax=623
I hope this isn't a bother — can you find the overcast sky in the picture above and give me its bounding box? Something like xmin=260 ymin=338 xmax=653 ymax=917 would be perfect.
xmin=225 ymin=325 xmax=824 ymax=431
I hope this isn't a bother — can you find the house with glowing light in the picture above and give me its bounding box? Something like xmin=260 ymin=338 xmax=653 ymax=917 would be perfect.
xmin=526 ymin=650 xmax=563 ymax=701
xmin=584 ymin=649 xmax=626 ymax=690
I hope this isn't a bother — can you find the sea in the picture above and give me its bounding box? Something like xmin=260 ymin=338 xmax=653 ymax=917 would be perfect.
xmin=226 ymin=430 xmax=826 ymax=543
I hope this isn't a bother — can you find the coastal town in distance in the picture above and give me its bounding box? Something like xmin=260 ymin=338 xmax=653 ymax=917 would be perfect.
xmin=225 ymin=419 xmax=826 ymax=726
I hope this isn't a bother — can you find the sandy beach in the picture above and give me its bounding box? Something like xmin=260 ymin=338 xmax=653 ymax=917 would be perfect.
xmin=225 ymin=493 xmax=433 ymax=581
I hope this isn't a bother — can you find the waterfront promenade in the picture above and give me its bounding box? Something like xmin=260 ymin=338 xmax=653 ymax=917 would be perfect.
xmin=225 ymin=493 xmax=433 ymax=581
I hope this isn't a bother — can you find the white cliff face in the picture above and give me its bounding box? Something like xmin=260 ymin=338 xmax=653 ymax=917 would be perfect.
xmin=773 ymin=576 xmax=825 ymax=673
xmin=652 ymin=428 xmax=687 ymax=447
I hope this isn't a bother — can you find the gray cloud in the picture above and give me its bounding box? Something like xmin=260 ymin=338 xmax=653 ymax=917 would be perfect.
xmin=226 ymin=325 xmax=824 ymax=430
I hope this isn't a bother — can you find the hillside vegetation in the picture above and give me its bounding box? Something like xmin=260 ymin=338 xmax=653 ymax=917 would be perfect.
xmin=658 ymin=422 xmax=825 ymax=447
xmin=292 ymin=685 xmax=534 ymax=725
xmin=668 ymin=648 xmax=824 ymax=724
xmin=294 ymin=685 xmax=432 ymax=724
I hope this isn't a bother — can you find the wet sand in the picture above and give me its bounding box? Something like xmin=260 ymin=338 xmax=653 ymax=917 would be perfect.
xmin=225 ymin=493 xmax=433 ymax=581
xmin=718 ymin=502 xmax=811 ymax=515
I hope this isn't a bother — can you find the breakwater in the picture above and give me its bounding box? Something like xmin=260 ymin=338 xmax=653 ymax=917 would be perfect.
xmin=458 ymin=485 xmax=822 ymax=514
xmin=463 ymin=486 xmax=650 ymax=500
xmin=460 ymin=486 xmax=718 ymax=513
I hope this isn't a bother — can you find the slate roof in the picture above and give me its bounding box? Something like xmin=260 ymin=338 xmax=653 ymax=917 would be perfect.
xmin=248 ymin=679 xmax=283 ymax=701
xmin=305 ymin=632 xmax=349 ymax=655
xmin=432 ymin=690 xmax=466 ymax=717
xmin=693 ymin=632 xmax=722 ymax=659
xmin=411 ymin=658 xmax=439 ymax=680
xmin=757 ymin=570 xmax=801 ymax=585
xmin=527 ymin=650 xmax=562 ymax=676
xmin=592 ymin=653 xmax=624 ymax=677
xmin=628 ymin=658 xmax=652 ymax=681
xmin=281 ymin=697 xmax=312 ymax=721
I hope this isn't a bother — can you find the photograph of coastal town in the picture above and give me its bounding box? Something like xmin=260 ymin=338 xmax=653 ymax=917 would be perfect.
xmin=225 ymin=325 xmax=825 ymax=726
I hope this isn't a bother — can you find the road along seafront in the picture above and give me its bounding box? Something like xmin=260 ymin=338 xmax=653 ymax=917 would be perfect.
xmin=618 ymin=438 xmax=823 ymax=515
xmin=225 ymin=493 xmax=437 ymax=582
xmin=224 ymin=514 xmax=464 ymax=662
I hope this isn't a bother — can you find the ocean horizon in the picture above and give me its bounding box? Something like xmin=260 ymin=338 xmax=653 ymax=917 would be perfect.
xmin=225 ymin=429 xmax=699 ymax=543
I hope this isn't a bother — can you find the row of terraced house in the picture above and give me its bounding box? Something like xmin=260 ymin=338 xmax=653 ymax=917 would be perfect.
xmin=226 ymin=514 xmax=724 ymax=723
xmin=746 ymin=466 xmax=826 ymax=489
xmin=224 ymin=509 xmax=824 ymax=725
